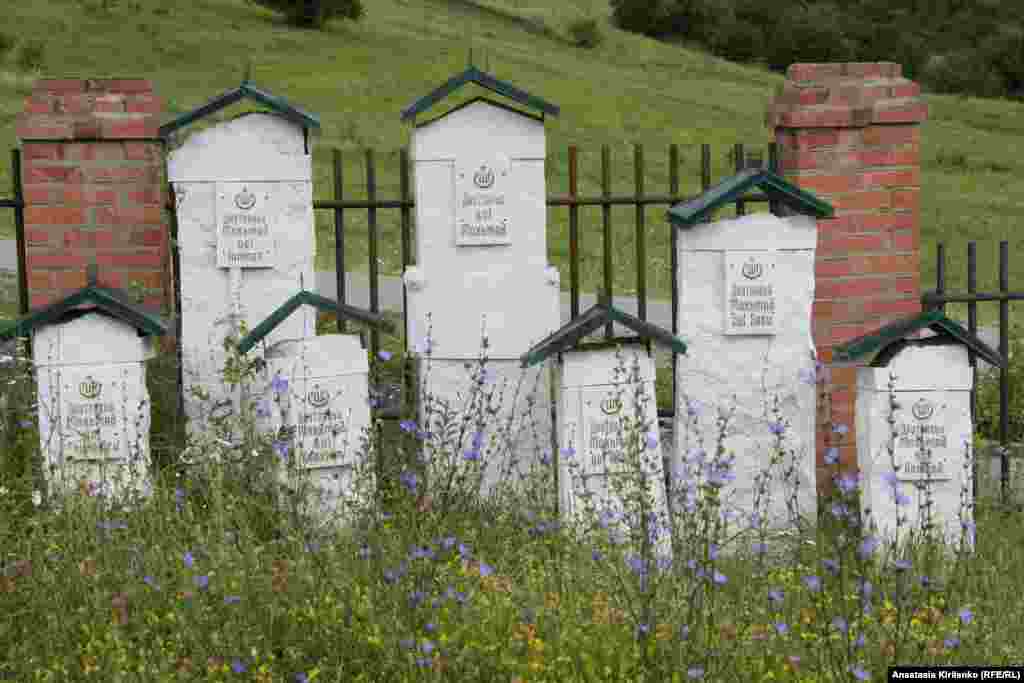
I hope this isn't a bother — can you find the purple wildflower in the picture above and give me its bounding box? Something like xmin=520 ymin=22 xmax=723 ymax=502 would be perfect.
xmin=802 ymin=575 xmax=821 ymax=592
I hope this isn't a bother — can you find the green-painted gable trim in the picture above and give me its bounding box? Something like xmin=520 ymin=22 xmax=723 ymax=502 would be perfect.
xmin=414 ymin=95 xmax=544 ymax=129
xmin=832 ymin=310 xmax=1006 ymax=369
xmin=159 ymin=80 xmax=321 ymax=140
xmin=666 ymin=168 xmax=834 ymax=228
xmin=520 ymin=302 xmax=686 ymax=368
xmin=400 ymin=66 xmax=559 ymax=122
xmin=0 ymin=285 xmax=168 ymax=341
xmin=236 ymin=290 xmax=395 ymax=354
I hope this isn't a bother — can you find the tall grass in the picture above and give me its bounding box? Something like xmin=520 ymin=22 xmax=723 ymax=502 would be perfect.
xmin=1 ymin=312 xmax=1021 ymax=682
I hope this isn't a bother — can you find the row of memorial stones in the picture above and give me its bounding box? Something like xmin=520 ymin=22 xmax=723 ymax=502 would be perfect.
xmin=0 ymin=66 xmax=1001 ymax=554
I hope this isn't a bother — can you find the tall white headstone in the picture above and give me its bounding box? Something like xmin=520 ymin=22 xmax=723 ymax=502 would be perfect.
xmin=559 ymin=346 xmax=671 ymax=556
xmin=33 ymin=313 xmax=155 ymax=502
xmin=167 ymin=113 xmax=315 ymax=435
xmin=404 ymin=99 xmax=560 ymax=495
xmin=674 ymin=212 xmax=818 ymax=538
xmin=857 ymin=342 xmax=975 ymax=551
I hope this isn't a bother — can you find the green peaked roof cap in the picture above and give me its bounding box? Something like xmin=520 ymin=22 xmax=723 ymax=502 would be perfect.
xmin=520 ymin=300 xmax=687 ymax=368
xmin=666 ymin=168 xmax=833 ymax=228
xmin=159 ymin=79 xmax=321 ymax=140
xmin=400 ymin=65 xmax=559 ymax=122
xmin=236 ymin=290 xmax=395 ymax=355
xmin=832 ymin=309 xmax=1006 ymax=369
xmin=0 ymin=268 xmax=168 ymax=341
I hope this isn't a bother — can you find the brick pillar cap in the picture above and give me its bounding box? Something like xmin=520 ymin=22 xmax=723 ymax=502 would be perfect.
xmin=17 ymin=78 xmax=161 ymax=140
xmin=767 ymin=62 xmax=927 ymax=129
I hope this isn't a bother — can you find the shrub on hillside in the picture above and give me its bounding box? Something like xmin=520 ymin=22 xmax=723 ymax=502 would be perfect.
xmin=567 ymin=18 xmax=603 ymax=49
xmin=0 ymin=32 xmax=14 ymax=61
xmin=921 ymin=51 xmax=1007 ymax=98
xmin=609 ymin=0 xmax=671 ymax=37
xmin=764 ymin=3 xmax=853 ymax=73
xmin=251 ymin=0 xmax=364 ymax=30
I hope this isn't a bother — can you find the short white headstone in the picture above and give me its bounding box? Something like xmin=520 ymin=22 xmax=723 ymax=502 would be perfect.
xmin=405 ymin=99 xmax=560 ymax=496
xmin=33 ymin=312 xmax=155 ymax=502
xmin=559 ymin=346 xmax=671 ymax=556
xmin=674 ymin=212 xmax=818 ymax=538
xmin=857 ymin=342 xmax=975 ymax=550
xmin=167 ymin=113 xmax=315 ymax=436
xmin=259 ymin=332 xmax=373 ymax=522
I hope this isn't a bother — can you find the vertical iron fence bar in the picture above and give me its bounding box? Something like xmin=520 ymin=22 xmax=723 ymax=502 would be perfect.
xmin=999 ymin=240 xmax=1009 ymax=503
xmin=935 ymin=243 xmax=946 ymax=314
xmin=734 ymin=143 xmax=745 ymax=217
xmin=966 ymin=242 xmax=978 ymax=502
xmin=635 ymin=144 xmax=646 ymax=322
xmin=168 ymin=183 xmax=184 ymax=420
xmin=333 ymin=149 xmax=346 ymax=334
xmin=399 ymin=148 xmax=413 ymax=415
xmin=702 ymin=144 xmax=711 ymax=192
xmin=669 ymin=144 xmax=679 ymax=419
xmin=768 ymin=142 xmax=779 ymax=216
xmin=569 ymin=146 xmax=579 ymax=320
xmin=602 ymin=145 xmax=613 ymax=338
xmin=11 ymin=150 xmax=27 ymax=319
xmin=366 ymin=149 xmax=380 ymax=363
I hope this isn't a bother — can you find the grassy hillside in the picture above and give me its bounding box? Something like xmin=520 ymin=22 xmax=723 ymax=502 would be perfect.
xmin=0 ymin=0 xmax=1023 ymax=330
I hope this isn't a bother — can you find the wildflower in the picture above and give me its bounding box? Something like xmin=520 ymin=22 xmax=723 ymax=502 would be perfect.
xmin=854 ymin=633 xmax=865 ymax=649
xmin=850 ymin=664 xmax=870 ymax=681
xmin=255 ymin=400 xmax=271 ymax=418
xmin=680 ymin=624 xmax=690 ymax=640
xmin=399 ymin=470 xmax=418 ymax=494
xmin=830 ymin=503 xmax=848 ymax=519
xmin=561 ymin=445 xmax=575 ymax=459
xmin=752 ymin=541 xmax=768 ymax=556
xmin=224 ymin=595 xmax=241 ymax=605
xmin=836 ymin=472 xmax=859 ymax=494
xmin=183 ymin=551 xmax=195 ymax=569
xmin=944 ymin=636 xmax=961 ymax=649
xmin=749 ymin=623 xmax=771 ymax=641
xmin=831 ymin=616 xmax=848 ymax=634
xmin=421 ymin=640 xmax=435 ymax=655
xmin=712 ymin=571 xmax=728 ymax=586
xmin=893 ymin=559 xmax=913 ymax=571
xmin=719 ymin=623 xmax=737 ymax=640
xmin=399 ymin=638 xmax=414 ymax=650
xmin=425 ymin=622 xmax=437 ymax=633
xmin=783 ymin=656 xmax=800 ymax=673
xmin=271 ymin=373 xmax=288 ymax=394
xmin=834 ymin=423 xmax=849 ymax=435
xmin=463 ymin=448 xmax=481 ymax=462
xmin=592 ymin=549 xmax=603 ymax=561
xmin=768 ymin=589 xmax=784 ymax=606
xmin=231 ymin=659 xmax=247 ymax=674
xmin=769 ymin=420 xmax=786 ymax=436
xmin=142 ymin=575 xmax=158 ymax=589
xmin=478 ymin=562 xmax=494 ymax=577
xmin=959 ymin=607 xmax=974 ymax=625
xmin=774 ymin=622 xmax=789 ymax=636
xmin=471 ymin=431 xmax=484 ymax=450
xmin=194 ymin=575 xmax=209 ymax=590
xmin=636 ymin=623 xmax=650 ymax=638
xmin=378 ymin=350 xmax=393 ymax=361
xmin=400 ymin=419 xmax=417 ymax=433
xmin=825 ymin=447 xmax=840 ymax=465
xmin=687 ymin=667 xmax=704 ymax=679
xmin=894 ymin=490 xmax=912 ymax=506
xmin=822 ymin=558 xmax=840 ymax=575
xmin=798 ymin=366 xmax=817 ymax=385
xmin=858 ymin=536 xmax=880 ymax=560
xmin=646 ymin=432 xmax=659 ymax=450
xmin=802 ymin=575 xmax=821 ymax=592
xmin=273 ymin=441 xmax=290 ymax=461
xmin=409 ymin=590 xmax=426 ymax=608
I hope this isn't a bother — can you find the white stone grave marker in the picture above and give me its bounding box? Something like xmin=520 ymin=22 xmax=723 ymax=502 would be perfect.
xmin=259 ymin=332 xmax=373 ymax=523
xmin=559 ymin=346 xmax=671 ymax=556
xmin=674 ymin=212 xmax=819 ymax=537
xmin=404 ymin=98 xmax=560 ymax=496
xmin=167 ymin=113 xmax=315 ymax=437
xmin=857 ymin=342 xmax=975 ymax=550
xmin=33 ymin=312 xmax=156 ymax=502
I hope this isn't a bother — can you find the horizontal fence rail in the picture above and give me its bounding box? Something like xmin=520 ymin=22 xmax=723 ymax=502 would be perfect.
xmin=923 ymin=240 xmax=1018 ymax=505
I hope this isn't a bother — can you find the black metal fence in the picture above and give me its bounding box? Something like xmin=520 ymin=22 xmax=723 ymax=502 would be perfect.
xmin=313 ymin=141 xmax=781 ymax=421
xmin=923 ymin=241 xmax=1022 ymax=504
xmin=0 ymin=149 xmax=28 ymax=319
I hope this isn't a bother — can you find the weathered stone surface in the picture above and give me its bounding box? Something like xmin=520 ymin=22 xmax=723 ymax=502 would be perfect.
xmin=406 ymin=99 xmax=560 ymax=496
xmin=416 ymin=357 xmax=553 ymax=498
xmin=673 ymin=213 xmax=818 ymax=536
xmin=558 ymin=347 xmax=671 ymax=555
xmin=857 ymin=342 xmax=975 ymax=550
xmin=258 ymin=332 xmax=374 ymax=523
xmin=33 ymin=312 xmax=154 ymax=502
xmin=167 ymin=113 xmax=315 ymax=436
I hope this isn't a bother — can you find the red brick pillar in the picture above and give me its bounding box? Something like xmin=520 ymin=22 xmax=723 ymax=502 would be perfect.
xmin=15 ymin=79 xmax=169 ymax=316
xmin=766 ymin=62 xmax=928 ymax=496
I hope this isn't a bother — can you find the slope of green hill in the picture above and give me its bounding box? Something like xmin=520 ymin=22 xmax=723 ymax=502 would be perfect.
xmin=0 ymin=0 xmax=1022 ymax=328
